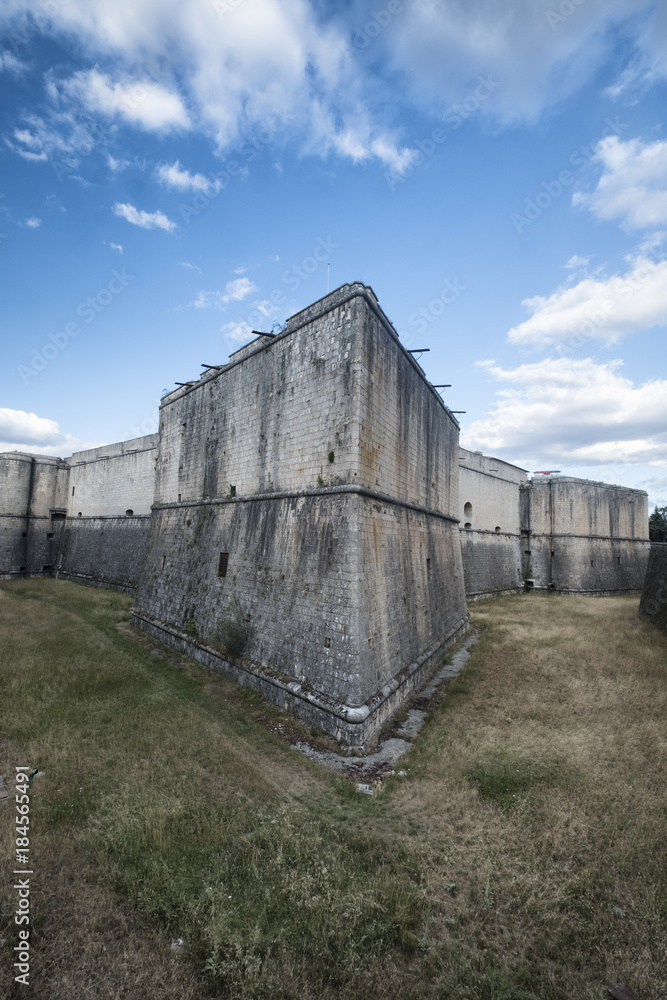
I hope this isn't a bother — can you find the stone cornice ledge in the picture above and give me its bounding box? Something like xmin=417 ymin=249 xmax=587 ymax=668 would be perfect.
xmin=152 ymin=484 xmax=460 ymax=524
xmin=131 ymin=609 xmax=469 ymax=726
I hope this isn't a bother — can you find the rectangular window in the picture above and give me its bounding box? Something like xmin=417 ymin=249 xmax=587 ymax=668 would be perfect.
xmin=218 ymin=552 xmax=229 ymax=578
xmin=47 ymin=532 xmax=54 ymax=539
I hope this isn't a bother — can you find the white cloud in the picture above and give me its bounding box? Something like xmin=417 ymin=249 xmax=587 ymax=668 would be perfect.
xmin=61 ymin=69 xmax=190 ymax=132
xmin=221 ymin=320 xmax=254 ymax=344
xmin=563 ymin=254 xmax=590 ymax=270
xmin=507 ymin=249 xmax=667 ymax=350
xmin=224 ymin=277 xmax=256 ymax=301
xmin=0 ymin=409 xmax=103 ymax=457
xmin=107 ymin=155 xmax=130 ymax=171
xmin=2 ymin=1 xmax=664 ymax=171
xmin=106 ymin=241 xmax=123 ymax=252
xmin=463 ymin=357 xmax=667 ymax=467
xmin=0 ymin=0 xmax=416 ymax=171
xmin=0 ymin=409 xmax=62 ymax=447
xmin=180 ymin=261 xmax=201 ymax=271
xmin=156 ymin=161 xmax=221 ymax=195
xmin=0 ymin=50 xmax=25 ymax=74
xmin=193 ymin=278 xmax=257 ymax=309
xmin=573 ymin=136 xmax=667 ymax=229
xmin=384 ymin=0 xmax=660 ymax=125
xmin=5 ymin=112 xmax=95 ymax=163
xmin=640 ymin=475 xmax=667 ymax=508
xmin=112 ymin=202 xmax=176 ymax=231
xmin=24 ymin=216 xmax=41 ymax=228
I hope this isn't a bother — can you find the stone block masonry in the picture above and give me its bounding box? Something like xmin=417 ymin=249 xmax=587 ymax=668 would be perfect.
xmin=523 ymin=476 xmax=649 ymax=594
xmin=0 ymin=436 xmax=157 ymax=589
xmin=133 ymin=283 xmax=469 ymax=745
xmin=0 ymin=453 xmax=69 ymax=578
xmin=639 ymin=543 xmax=667 ymax=633
xmin=458 ymin=449 xmax=527 ymax=599
xmin=0 ymin=283 xmax=654 ymax=743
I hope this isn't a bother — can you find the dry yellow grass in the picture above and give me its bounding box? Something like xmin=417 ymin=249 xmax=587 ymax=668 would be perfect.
xmin=1 ymin=581 xmax=666 ymax=999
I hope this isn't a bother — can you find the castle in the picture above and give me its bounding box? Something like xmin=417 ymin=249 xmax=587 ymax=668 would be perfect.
xmin=1 ymin=284 xmax=650 ymax=743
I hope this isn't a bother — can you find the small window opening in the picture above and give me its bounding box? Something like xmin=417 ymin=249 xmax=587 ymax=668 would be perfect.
xmin=591 ymin=560 xmax=594 ymax=567
xmin=19 ymin=566 xmax=26 ymax=572
xmin=125 ymin=509 xmax=134 ymax=516
xmin=218 ymin=552 xmax=229 ymax=578
xmin=178 ymin=494 xmax=182 ymax=502
xmin=617 ymin=556 xmax=621 ymax=565
xmin=525 ymin=549 xmax=531 ymax=555
xmin=47 ymin=532 xmax=54 ymax=539
xmin=42 ymin=565 xmax=52 ymax=571
xmin=525 ymin=580 xmax=534 ymax=589
xmin=21 ymin=532 xmax=27 ymax=537
xmin=426 ymin=557 xmax=431 ymax=576
xmin=549 ymin=582 xmax=556 ymax=589
xmin=78 ymin=512 xmax=82 ymax=517
xmin=551 ymin=550 xmax=555 ymax=557
xmin=495 ymin=526 xmax=501 ymax=532
xmin=520 ymin=529 xmax=530 ymax=536
xmin=161 ymin=555 xmax=166 ymax=571
xmin=464 ymin=522 xmax=472 ymax=529
xmin=464 ymin=501 xmax=473 ymax=517
xmin=324 ymin=637 xmax=331 ymax=648
xmin=72 ymin=486 xmax=75 ymax=496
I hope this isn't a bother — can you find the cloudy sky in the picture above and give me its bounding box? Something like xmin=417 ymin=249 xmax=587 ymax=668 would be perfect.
xmin=1 ymin=0 xmax=666 ymax=505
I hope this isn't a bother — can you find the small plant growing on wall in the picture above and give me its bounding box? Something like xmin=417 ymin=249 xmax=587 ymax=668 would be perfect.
xmin=216 ymin=596 xmax=254 ymax=658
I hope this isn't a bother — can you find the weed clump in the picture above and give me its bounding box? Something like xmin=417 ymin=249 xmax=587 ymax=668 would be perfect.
xmin=216 ymin=596 xmax=254 ymax=658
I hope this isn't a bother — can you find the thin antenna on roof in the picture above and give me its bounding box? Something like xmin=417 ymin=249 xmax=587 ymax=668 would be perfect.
xmin=327 ymin=263 xmax=330 ymax=293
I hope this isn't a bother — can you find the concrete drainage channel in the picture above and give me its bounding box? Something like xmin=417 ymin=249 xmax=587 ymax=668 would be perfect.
xmin=292 ymin=629 xmax=481 ymax=792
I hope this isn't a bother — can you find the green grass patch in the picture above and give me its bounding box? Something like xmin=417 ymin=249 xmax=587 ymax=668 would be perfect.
xmin=1 ymin=582 xmax=666 ymax=1000
xmin=467 ymin=750 xmax=561 ymax=809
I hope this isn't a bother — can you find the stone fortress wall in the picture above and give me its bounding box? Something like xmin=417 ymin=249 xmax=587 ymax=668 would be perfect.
xmin=0 ymin=452 xmax=69 ymax=577
xmin=458 ymin=449 xmax=527 ymax=599
xmin=639 ymin=543 xmax=667 ymax=634
xmin=0 ymin=436 xmax=157 ymax=591
xmin=457 ymin=457 xmax=649 ymax=597
xmin=522 ymin=475 xmax=649 ymax=593
xmin=133 ymin=284 xmax=468 ymax=743
xmin=0 ymin=283 xmax=653 ymax=742
xmin=57 ymin=436 xmax=158 ymax=591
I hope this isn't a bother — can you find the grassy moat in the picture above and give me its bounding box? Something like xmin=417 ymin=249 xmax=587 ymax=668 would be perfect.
xmin=1 ymin=580 xmax=665 ymax=999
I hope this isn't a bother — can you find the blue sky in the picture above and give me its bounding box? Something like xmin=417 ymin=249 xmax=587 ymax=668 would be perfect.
xmin=1 ymin=0 xmax=666 ymax=505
